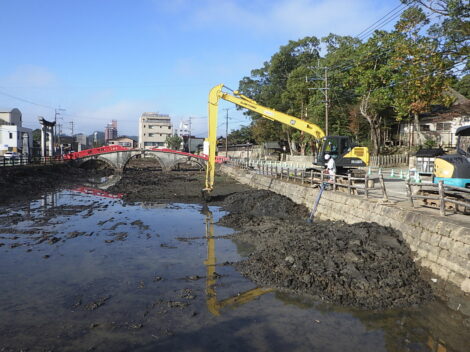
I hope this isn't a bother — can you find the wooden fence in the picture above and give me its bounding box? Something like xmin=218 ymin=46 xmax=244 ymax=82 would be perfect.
xmin=230 ymin=158 xmax=389 ymax=200
xmin=406 ymin=181 xmax=470 ymax=216
xmin=369 ymin=153 xmax=409 ymax=167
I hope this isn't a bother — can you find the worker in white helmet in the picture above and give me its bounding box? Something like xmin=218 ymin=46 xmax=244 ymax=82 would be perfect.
xmin=324 ymin=154 xmax=336 ymax=181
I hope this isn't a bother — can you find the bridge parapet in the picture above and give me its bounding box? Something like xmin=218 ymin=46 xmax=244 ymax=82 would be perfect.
xmin=67 ymin=147 xmax=218 ymax=172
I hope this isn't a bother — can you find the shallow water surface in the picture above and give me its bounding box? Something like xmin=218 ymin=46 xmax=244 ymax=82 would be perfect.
xmin=0 ymin=189 xmax=468 ymax=351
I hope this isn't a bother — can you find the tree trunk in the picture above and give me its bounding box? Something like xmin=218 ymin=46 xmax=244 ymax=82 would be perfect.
xmin=413 ymin=112 xmax=423 ymax=146
xmin=285 ymin=130 xmax=294 ymax=156
xmin=359 ymin=93 xmax=382 ymax=156
xmin=299 ymin=132 xmax=306 ymax=156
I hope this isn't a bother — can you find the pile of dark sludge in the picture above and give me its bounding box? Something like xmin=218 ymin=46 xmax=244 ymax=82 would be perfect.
xmin=220 ymin=190 xmax=433 ymax=310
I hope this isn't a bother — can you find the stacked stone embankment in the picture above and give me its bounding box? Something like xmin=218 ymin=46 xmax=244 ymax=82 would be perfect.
xmin=220 ymin=164 xmax=470 ymax=294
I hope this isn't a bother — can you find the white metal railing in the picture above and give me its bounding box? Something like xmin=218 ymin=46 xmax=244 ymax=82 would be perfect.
xmin=0 ymin=156 xmax=66 ymax=167
xmin=228 ymin=158 xmax=388 ymax=200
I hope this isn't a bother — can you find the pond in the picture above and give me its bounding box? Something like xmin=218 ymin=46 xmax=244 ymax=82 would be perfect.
xmin=0 ymin=187 xmax=468 ymax=351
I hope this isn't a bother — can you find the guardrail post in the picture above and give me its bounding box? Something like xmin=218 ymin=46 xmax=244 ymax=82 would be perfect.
xmin=364 ymin=174 xmax=369 ymax=198
xmin=287 ymin=168 xmax=290 ymax=181
xmin=438 ymin=180 xmax=445 ymax=216
xmin=347 ymin=173 xmax=352 ymax=195
xmin=301 ymin=170 xmax=304 ymax=184
xmin=379 ymin=174 xmax=389 ymax=202
xmin=310 ymin=169 xmax=313 ymax=186
xmin=406 ymin=181 xmax=414 ymax=207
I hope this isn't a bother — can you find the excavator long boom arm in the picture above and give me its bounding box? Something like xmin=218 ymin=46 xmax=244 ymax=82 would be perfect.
xmin=204 ymin=84 xmax=325 ymax=193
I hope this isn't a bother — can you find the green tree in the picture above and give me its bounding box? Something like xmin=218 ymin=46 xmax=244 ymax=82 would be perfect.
xmin=165 ymin=134 xmax=182 ymax=150
xmin=402 ymin=0 xmax=470 ymax=66
xmin=453 ymin=74 xmax=470 ymax=98
xmin=238 ymin=37 xmax=321 ymax=146
xmin=227 ymin=125 xmax=255 ymax=144
xmin=391 ymin=8 xmax=453 ymax=145
xmin=347 ymin=31 xmax=397 ymax=155
xmin=321 ymin=34 xmax=363 ymax=138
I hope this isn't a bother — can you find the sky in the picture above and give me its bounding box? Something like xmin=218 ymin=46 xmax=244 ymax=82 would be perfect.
xmin=0 ymin=0 xmax=402 ymax=138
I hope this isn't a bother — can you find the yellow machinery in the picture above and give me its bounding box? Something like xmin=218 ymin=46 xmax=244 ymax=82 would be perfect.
xmin=203 ymin=84 xmax=370 ymax=195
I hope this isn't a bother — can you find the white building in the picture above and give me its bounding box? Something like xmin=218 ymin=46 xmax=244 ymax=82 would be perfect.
xmin=138 ymin=112 xmax=172 ymax=148
xmin=0 ymin=108 xmax=32 ymax=156
xmin=398 ymin=97 xmax=470 ymax=148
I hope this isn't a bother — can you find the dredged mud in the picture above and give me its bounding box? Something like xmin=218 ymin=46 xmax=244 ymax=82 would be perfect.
xmin=219 ymin=190 xmax=434 ymax=310
xmin=107 ymin=160 xmax=250 ymax=204
xmin=0 ymin=164 xmax=112 ymax=204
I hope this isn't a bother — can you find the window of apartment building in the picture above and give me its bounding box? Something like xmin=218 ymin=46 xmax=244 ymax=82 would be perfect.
xmin=420 ymin=124 xmax=430 ymax=131
xmin=9 ymin=132 xmax=13 ymax=139
xmin=436 ymin=122 xmax=451 ymax=131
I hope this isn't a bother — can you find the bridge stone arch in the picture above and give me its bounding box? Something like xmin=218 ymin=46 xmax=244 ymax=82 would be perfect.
xmin=74 ymin=155 xmax=121 ymax=170
xmin=122 ymin=152 xmax=166 ymax=171
xmin=169 ymin=155 xmax=206 ymax=170
xmin=72 ymin=149 xmax=207 ymax=172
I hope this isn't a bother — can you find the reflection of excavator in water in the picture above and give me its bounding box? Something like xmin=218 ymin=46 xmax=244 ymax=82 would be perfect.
xmin=203 ymin=84 xmax=370 ymax=195
xmin=202 ymin=208 xmax=272 ymax=316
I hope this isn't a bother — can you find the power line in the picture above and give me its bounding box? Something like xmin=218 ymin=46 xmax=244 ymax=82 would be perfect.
xmin=0 ymin=88 xmax=54 ymax=110
xmin=357 ymin=3 xmax=413 ymax=41
xmin=356 ymin=2 xmax=408 ymax=39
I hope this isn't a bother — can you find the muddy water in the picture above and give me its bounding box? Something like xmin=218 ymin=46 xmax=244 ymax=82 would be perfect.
xmin=0 ymin=189 xmax=469 ymax=351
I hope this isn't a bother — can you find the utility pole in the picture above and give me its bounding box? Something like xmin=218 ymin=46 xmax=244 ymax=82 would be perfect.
xmin=69 ymin=121 xmax=74 ymax=136
xmin=307 ymin=65 xmax=329 ymax=135
xmin=55 ymin=107 xmax=66 ymax=155
xmin=223 ymin=108 xmax=230 ymax=156
xmin=188 ymin=117 xmax=192 ymax=153
xmin=324 ymin=66 xmax=329 ymax=136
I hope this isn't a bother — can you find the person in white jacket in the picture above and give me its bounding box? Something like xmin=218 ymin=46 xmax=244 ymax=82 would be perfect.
xmin=324 ymin=154 xmax=336 ymax=181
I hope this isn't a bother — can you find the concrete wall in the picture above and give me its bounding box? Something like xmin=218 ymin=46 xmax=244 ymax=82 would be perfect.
xmin=220 ymin=164 xmax=470 ymax=294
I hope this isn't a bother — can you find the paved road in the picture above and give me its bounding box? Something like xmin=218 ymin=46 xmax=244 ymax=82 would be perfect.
xmin=366 ymin=168 xmax=469 ymax=227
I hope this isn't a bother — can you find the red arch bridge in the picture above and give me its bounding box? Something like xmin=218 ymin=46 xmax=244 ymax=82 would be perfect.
xmin=64 ymin=146 xmax=228 ymax=172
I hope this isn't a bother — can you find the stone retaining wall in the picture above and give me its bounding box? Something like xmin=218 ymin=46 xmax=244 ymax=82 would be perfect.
xmin=220 ymin=165 xmax=470 ymax=293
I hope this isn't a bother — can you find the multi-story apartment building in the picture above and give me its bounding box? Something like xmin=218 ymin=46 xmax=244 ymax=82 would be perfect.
xmin=104 ymin=120 xmax=118 ymax=143
xmin=139 ymin=113 xmax=172 ymax=148
xmin=0 ymin=108 xmax=32 ymax=156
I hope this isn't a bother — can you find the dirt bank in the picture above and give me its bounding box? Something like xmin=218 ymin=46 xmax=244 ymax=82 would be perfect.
xmin=107 ymin=160 xmax=250 ymax=204
xmin=219 ymin=190 xmax=434 ymax=310
xmin=0 ymin=164 xmax=112 ymax=204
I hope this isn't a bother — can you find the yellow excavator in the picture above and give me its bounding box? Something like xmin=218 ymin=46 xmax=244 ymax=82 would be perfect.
xmin=203 ymin=84 xmax=370 ymax=195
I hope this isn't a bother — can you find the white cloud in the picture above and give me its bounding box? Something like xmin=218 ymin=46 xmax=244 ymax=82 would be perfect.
xmin=2 ymin=65 xmax=59 ymax=88
xmin=173 ymin=0 xmax=392 ymax=39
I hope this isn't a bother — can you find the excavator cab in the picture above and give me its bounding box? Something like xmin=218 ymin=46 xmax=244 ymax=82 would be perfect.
xmin=315 ymin=136 xmax=369 ymax=171
xmin=434 ymin=125 xmax=470 ymax=188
